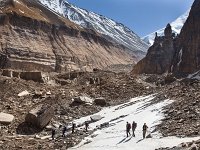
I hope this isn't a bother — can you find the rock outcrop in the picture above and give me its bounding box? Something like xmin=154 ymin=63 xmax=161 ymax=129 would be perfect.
xmin=0 ymin=112 xmax=14 ymax=125
xmin=132 ymin=24 xmax=176 ymax=74
xmin=171 ymin=0 xmax=200 ymax=75
xmin=1 ymin=69 xmax=49 ymax=83
xmin=133 ymin=0 xmax=200 ymax=77
xmin=0 ymin=0 xmax=140 ymax=73
xmin=25 ymin=104 xmax=54 ymax=128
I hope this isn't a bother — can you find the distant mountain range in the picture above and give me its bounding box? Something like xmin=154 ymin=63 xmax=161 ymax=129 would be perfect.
xmin=39 ymin=0 xmax=149 ymax=54
xmin=142 ymin=10 xmax=190 ymax=45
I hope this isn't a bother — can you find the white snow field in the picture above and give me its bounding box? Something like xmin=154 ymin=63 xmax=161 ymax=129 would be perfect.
xmin=69 ymin=95 xmax=200 ymax=150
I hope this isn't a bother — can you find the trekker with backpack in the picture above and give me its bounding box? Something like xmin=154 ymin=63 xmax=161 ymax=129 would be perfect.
xmin=126 ymin=122 xmax=131 ymax=137
xmin=142 ymin=123 xmax=148 ymax=139
xmin=132 ymin=121 xmax=137 ymax=137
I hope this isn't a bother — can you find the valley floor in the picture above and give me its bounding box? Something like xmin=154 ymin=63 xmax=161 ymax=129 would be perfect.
xmin=0 ymin=71 xmax=200 ymax=149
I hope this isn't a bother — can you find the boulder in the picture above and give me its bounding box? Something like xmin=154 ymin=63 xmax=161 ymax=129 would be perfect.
xmin=12 ymin=71 xmax=20 ymax=78
xmin=25 ymin=104 xmax=54 ymax=128
xmin=2 ymin=69 xmax=13 ymax=77
xmin=90 ymin=115 xmax=103 ymax=122
xmin=34 ymin=90 xmax=46 ymax=98
xmin=146 ymin=133 xmax=152 ymax=138
xmin=164 ymin=74 xmax=176 ymax=84
xmin=0 ymin=112 xmax=14 ymax=125
xmin=72 ymin=96 xmax=93 ymax=105
xmin=94 ymin=97 xmax=107 ymax=106
xmin=100 ymin=122 xmax=109 ymax=128
xmin=18 ymin=90 xmax=30 ymax=97
xmin=20 ymin=71 xmax=48 ymax=83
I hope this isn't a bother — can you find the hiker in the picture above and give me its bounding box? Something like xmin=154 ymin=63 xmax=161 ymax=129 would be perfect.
xmin=51 ymin=128 xmax=56 ymax=140
xmin=85 ymin=121 xmax=89 ymax=132
xmin=72 ymin=123 xmax=76 ymax=134
xmin=132 ymin=121 xmax=137 ymax=137
xmin=62 ymin=125 xmax=67 ymax=137
xmin=126 ymin=122 xmax=131 ymax=137
xmin=142 ymin=123 xmax=148 ymax=139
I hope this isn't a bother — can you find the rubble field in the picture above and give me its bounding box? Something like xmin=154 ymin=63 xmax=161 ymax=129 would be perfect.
xmin=0 ymin=71 xmax=200 ymax=149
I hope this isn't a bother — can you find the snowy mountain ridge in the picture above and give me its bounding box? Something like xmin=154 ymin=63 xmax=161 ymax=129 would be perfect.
xmin=38 ymin=0 xmax=149 ymax=54
xmin=142 ymin=10 xmax=190 ymax=45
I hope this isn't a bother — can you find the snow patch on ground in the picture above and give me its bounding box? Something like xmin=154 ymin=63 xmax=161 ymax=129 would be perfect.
xmin=188 ymin=70 xmax=200 ymax=80
xmin=68 ymin=95 xmax=200 ymax=150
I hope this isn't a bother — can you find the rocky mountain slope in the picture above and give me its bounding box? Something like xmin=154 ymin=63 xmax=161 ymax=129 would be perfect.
xmin=132 ymin=24 xmax=176 ymax=74
xmin=142 ymin=10 xmax=189 ymax=45
xmin=0 ymin=0 xmax=145 ymax=72
xmin=133 ymin=0 xmax=200 ymax=76
xmin=38 ymin=0 xmax=149 ymax=53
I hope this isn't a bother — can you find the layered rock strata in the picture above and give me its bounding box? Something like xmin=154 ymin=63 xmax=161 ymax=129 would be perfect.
xmin=0 ymin=0 xmax=138 ymax=72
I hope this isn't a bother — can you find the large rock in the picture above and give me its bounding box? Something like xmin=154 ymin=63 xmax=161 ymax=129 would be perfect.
xmin=0 ymin=112 xmax=14 ymax=125
xmin=18 ymin=90 xmax=30 ymax=97
xmin=94 ymin=97 xmax=107 ymax=106
xmin=72 ymin=96 xmax=93 ymax=105
xmin=20 ymin=72 xmax=49 ymax=83
xmin=90 ymin=115 xmax=103 ymax=122
xmin=164 ymin=74 xmax=176 ymax=84
xmin=25 ymin=104 xmax=54 ymax=128
xmin=2 ymin=69 xmax=13 ymax=77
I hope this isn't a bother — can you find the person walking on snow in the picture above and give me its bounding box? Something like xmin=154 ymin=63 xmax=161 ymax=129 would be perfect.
xmin=132 ymin=121 xmax=137 ymax=137
xmin=126 ymin=122 xmax=131 ymax=137
xmin=51 ymin=128 xmax=56 ymax=140
xmin=85 ymin=121 xmax=89 ymax=132
xmin=72 ymin=123 xmax=76 ymax=134
xmin=142 ymin=123 xmax=148 ymax=139
xmin=62 ymin=125 xmax=67 ymax=137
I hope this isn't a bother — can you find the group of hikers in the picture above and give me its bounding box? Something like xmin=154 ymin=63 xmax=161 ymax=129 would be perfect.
xmin=51 ymin=121 xmax=148 ymax=140
xmin=51 ymin=121 xmax=88 ymax=140
xmin=126 ymin=121 xmax=148 ymax=139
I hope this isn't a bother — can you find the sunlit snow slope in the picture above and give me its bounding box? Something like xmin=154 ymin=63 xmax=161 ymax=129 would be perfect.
xmin=39 ymin=0 xmax=149 ymax=53
xmin=143 ymin=10 xmax=190 ymax=45
xmin=69 ymin=95 xmax=200 ymax=150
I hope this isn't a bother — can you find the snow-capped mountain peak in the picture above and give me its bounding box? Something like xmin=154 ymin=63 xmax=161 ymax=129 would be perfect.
xmin=39 ymin=0 xmax=149 ymax=54
xmin=142 ymin=10 xmax=190 ymax=45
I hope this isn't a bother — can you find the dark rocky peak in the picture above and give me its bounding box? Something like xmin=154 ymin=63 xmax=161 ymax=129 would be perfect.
xmin=132 ymin=24 xmax=176 ymax=74
xmin=164 ymin=23 xmax=172 ymax=37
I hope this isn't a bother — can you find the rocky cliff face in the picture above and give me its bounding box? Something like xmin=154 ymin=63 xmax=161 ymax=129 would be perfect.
xmin=132 ymin=24 xmax=176 ymax=74
xmin=171 ymin=0 xmax=200 ymax=75
xmin=133 ymin=0 xmax=200 ymax=76
xmin=0 ymin=0 xmax=141 ymax=72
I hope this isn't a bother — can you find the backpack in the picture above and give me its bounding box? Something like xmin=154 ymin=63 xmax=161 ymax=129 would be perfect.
xmin=127 ymin=123 xmax=131 ymax=130
xmin=132 ymin=122 xmax=137 ymax=129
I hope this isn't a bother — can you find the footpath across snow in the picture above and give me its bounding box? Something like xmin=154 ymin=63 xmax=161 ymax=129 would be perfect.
xmin=69 ymin=95 xmax=200 ymax=150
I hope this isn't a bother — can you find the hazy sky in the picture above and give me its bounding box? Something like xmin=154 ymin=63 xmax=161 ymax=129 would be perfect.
xmin=67 ymin=0 xmax=194 ymax=37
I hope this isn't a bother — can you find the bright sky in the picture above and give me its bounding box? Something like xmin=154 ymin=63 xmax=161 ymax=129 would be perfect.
xmin=67 ymin=0 xmax=194 ymax=37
